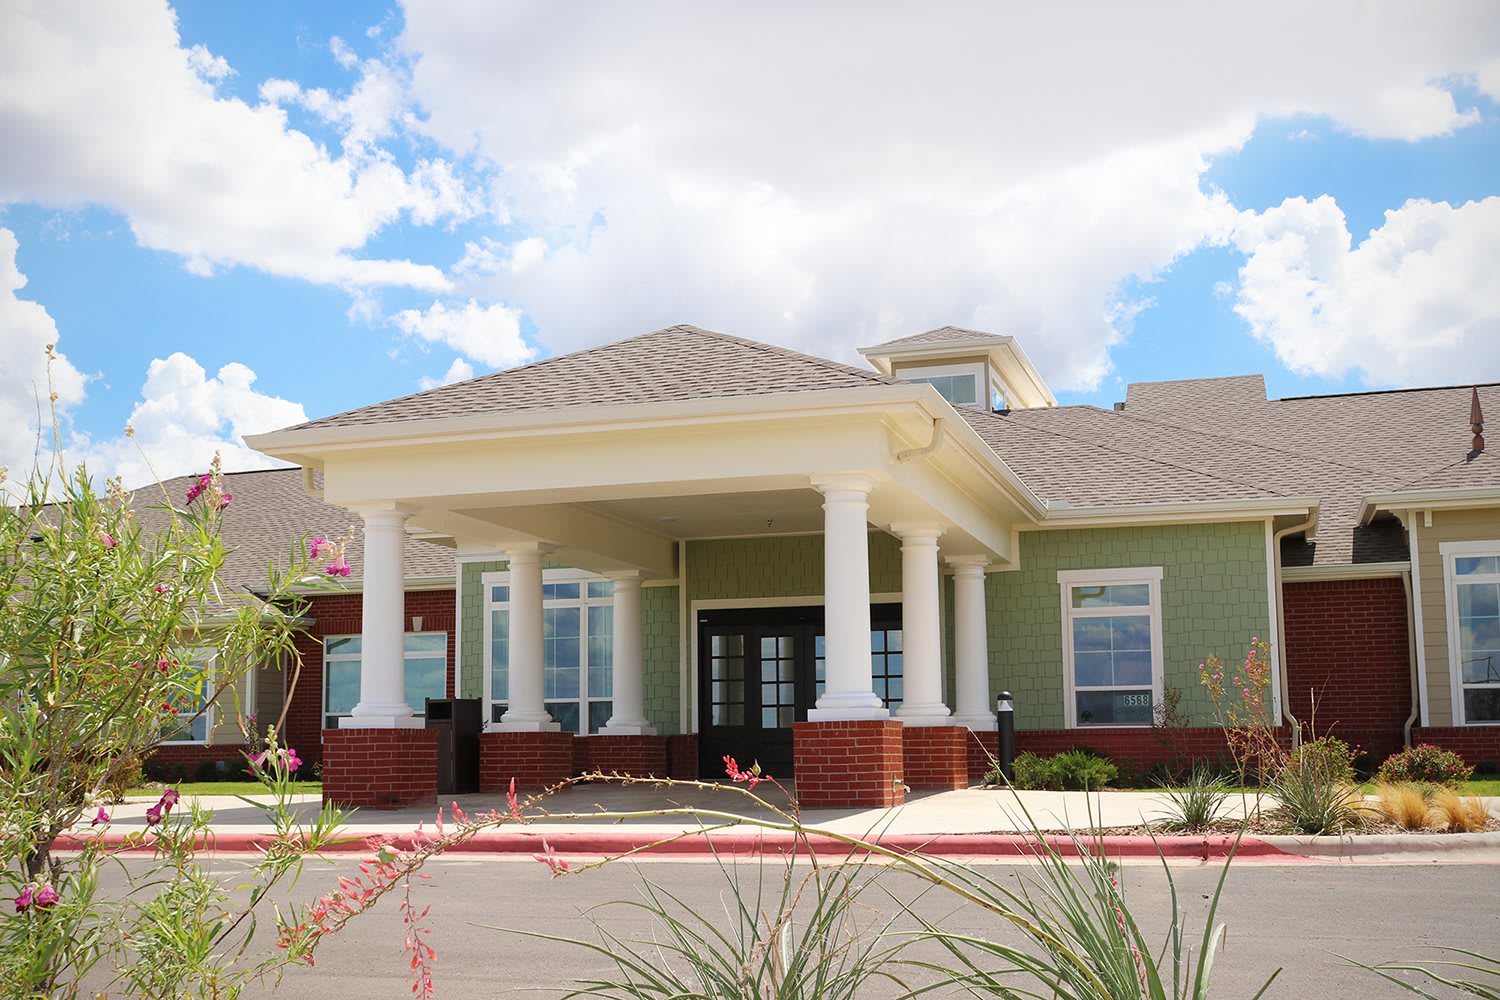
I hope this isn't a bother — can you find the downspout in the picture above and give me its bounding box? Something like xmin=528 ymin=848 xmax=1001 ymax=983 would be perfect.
xmin=1273 ymin=514 xmax=1317 ymax=748
xmin=1401 ymin=569 xmax=1420 ymax=749
xmin=301 ymin=466 xmax=323 ymax=500
xmin=896 ymin=417 xmax=946 ymax=463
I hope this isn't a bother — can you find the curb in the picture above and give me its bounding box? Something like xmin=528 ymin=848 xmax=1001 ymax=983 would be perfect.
xmin=56 ymin=829 xmax=1303 ymax=861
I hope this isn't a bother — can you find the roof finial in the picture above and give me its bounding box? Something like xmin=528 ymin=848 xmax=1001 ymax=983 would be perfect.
xmin=1472 ymin=387 xmax=1485 ymax=454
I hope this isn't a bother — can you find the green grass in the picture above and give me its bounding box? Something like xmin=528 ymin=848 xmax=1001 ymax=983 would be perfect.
xmin=1356 ymin=778 xmax=1500 ymax=797
xmin=125 ymin=782 xmax=322 ymax=797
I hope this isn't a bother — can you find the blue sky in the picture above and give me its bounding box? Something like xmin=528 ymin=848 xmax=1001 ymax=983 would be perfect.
xmin=1 ymin=2 xmax=1497 ymax=484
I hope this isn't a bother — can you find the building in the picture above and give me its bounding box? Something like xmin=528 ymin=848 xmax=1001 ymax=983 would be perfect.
xmin=156 ymin=324 xmax=1494 ymax=810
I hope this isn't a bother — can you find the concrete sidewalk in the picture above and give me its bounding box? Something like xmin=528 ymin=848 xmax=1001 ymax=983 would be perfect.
xmin=64 ymin=783 xmax=1500 ymax=863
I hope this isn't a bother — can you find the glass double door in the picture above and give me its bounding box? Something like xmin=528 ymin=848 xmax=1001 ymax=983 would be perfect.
xmin=697 ymin=605 xmax=903 ymax=778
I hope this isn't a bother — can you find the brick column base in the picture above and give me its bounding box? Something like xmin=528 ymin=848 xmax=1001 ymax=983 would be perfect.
xmin=321 ymin=728 xmax=439 ymax=811
xmin=667 ymin=734 xmax=699 ymax=780
xmin=964 ymin=729 xmax=1000 ymax=783
xmin=793 ymin=720 xmax=905 ymax=808
xmin=584 ymin=734 xmax=669 ymax=777
xmin=479 ymin=731 xmax=577 ymax=792
xmin=903 ymin=725 xmax=970 ymax=790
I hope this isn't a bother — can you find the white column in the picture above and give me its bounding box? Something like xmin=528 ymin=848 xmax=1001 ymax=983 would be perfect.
xmin=949 ymin=557 xmax=996 ymax=730
xmin=345 ymin=507 xmax=422 ymax=728
xmin=497 ymin=545 xmax=560 ymax=731
xmin=892 ymin=524 xmax=951 ymax=725
xmin=600 ymin=571 xmax=654 ymax=734
xmin=808 ymin=475 xmax=887 ymax=720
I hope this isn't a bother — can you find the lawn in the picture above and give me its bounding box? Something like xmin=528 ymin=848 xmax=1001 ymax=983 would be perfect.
xmin=126 ymin=782 xmax=322 ymax=797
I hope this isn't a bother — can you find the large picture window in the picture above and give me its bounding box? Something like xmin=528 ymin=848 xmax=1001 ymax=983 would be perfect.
xmin=1058 ymin=568 xmax=1164 ymax=727
xmin=323 ymin=632 xmax=448 ymax=729
xmin=1442 ymin=543 xmax=1500 ymax=725
xmin=484 ymin=571 xmax=614 ymax=734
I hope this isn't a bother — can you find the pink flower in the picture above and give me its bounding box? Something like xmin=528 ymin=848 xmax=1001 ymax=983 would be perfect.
xmin=533 ymin=838 xmax=569 ymax=874
xmin=161 ymin=788 xmax=181 ymax=810
xmin=308 ymin=536 xmax=328 ymax=559
xmin=147 ymin=788 xmax=181 ymax=827
xmin=216 ymin=492 xmax=233 ymax=511
xmin=99 ymin=531 xmax=116 ymax=548
xmin=14 ymin=886 xmax=33 ymax=913
xmin=724 ymin=755 xmax=771 ymax=789
xmin=185 ymin=474 xmax=211 ymax=505
xmin=33 ymin=885 xmax=58 ymax=910
xmin=153 ymin=582 xmax=174 ymax=595
xmin=91 ymin=808 xmax=110 ymax=826
xmin=326 ymin=553 xmax=351 ymax=578
xmin=145 ymin=803 xmax=163 ymax=826
xmin=507 ymin=777 xmax=520 ymax=819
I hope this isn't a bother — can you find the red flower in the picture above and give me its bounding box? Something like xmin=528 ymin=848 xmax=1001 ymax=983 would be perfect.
xmin=723 ymin=755 xmax=772 ymax=789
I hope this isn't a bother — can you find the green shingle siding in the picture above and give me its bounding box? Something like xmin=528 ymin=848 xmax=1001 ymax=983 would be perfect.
xmin=642 ymin=585 xmax=680 ymax=734
xmin=686 ymin=533 xmax=902 ymax=601
xmin=988 ymin=522 xmax=1271 ymax=730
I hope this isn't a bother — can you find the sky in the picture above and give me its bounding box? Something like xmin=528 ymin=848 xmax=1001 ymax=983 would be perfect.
xmin=1 ymin=1 xmax=1498 ymax=487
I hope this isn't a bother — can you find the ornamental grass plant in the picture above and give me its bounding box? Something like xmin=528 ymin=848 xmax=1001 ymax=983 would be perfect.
xmin=1427 ymin=788 xmax=1493 ymax=832
xmin=1153 ymin=764 xmax=1233 ymax=832
xmin=1374 ymin=783 xmax=1433 ymax=831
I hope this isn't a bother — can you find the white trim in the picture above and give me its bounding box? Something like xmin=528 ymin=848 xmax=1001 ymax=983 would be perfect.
xmin=686 ymin=592 xmax=904 ymax=735
xmin=679 ymin=541 xmax=691 ymax=735
xmin=481 ymin=568 xmax=616 ymax=733
xmin=1439 ymin=538 xmax=1500 ymax=726
xmin=1057 ymin=568 xmax=1165 ymax=729
xmin=1281 ymin=561 xmax=1411 ymax=582
xmin=1360 ymin=488 xmax=1500 ymax=526
xmin=1263 ymin=520 xmax=1283 ymax=725
xmin=1035 ymin=497 xmax=1319 ymax=529
xmin=1409 ymin=513 xmax=1431 ymax=727
xmin=322 ymin=631 xmax=449 ymax=730
xmin=453 ymin=555 xmax=464 ymax=701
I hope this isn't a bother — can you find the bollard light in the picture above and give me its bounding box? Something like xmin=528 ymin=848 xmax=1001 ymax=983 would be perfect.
xmin=995 ymin=691 xmax=1016 ymax=783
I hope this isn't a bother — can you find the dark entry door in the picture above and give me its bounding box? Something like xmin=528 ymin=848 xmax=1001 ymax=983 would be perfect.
xmin=698 ymin=604 xmax=903 ymax=778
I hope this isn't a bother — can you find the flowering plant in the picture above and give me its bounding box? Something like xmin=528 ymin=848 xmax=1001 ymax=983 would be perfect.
xmin=0 ymin=420 xmax=351 ymax=996
xmin=1199 ymin=636 xmax=1285 ymax=791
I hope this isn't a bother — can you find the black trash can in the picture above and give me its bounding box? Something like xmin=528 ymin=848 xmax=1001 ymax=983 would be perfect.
xmin=426 ymin=698 xmax=482 ymax=795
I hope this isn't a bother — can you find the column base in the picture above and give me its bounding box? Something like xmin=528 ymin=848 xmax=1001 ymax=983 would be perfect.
xmin=793 ymin=720 xmax=905 ymax=808
xmin=584 ymin=734 xmax=668 ymax=778
xmin=903 ymin=725 xmax=969 ymax=790
xmin=953 ymin=714 xmax=998 ymax=732
xmin=667 ymin=734 xmax=699 ymax=779
xmin=807 ymin=705 xmax=890 ymax=722
xmin=321 ymin=728 xmax=439 ymax=811
xmin=493 ymin=718 xmax=563 ymax=733
xmin=479 ymin=730 xmax=576 ymax=792
xmin=895 ymin=706 xmax=953 ymax=727
xmin=597 ymin=723 xmax=657 ymax=736
xmin=340 ymin=713 xmax=426 ymax=729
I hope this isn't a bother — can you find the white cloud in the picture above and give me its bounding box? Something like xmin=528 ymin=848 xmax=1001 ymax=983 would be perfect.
xmin=392 ymin=299 xmax=533 ymax=368
xmin=396 ymin=1 xmax=1498 ymax=388
xmin=0 ymin=0 xmax=469 ymax=290
xmin=418 ymin=357 xmax=476 ymax=390
xmin=0 ymin=228 xmax=87 ymax=478
xmin=1231 ymin=195 xmax=1500 ymax=385
xmin=73 ymin=354 xmax=309 ymax=488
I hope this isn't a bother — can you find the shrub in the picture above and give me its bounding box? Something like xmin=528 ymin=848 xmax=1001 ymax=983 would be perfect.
xmin=1376 ymin=744 xmax=1474 ymax=787
xmin=1010 ymin=751 xmax=1057 ymax=790
xmin=100 ymin=754 xmax=144 ymax=804
xmin=222 ymin=755 xmax=251 ymax=781
xmin=1049 ymin=748 xmax=1118 ymax=790
xmin=1287 ymin=735 xmax=1357 ymax=785
xmin=1154 ymin=763 xmax=1232 ymax=831
xmin=1429 ymin=788 xmax=1492 ymax=833
xmin=1374 ymin=783 xmax=1431 ymax=830
xmin=192 ymin=758 xmax=221 ymax=783
xmin=1273 ymin=762 xmax=1363 ymax=835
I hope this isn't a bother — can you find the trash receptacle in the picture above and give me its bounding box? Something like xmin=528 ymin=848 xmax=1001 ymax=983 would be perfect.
xmin=426 ymin=698 xmax=481 ymax=795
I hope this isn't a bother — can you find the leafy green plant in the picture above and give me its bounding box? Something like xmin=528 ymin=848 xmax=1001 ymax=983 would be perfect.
xmin=1376 ymin=744 xmax=1474 ymax=788
xmin=1287 ymin=735 xmax=1357 ymax=785
xmin=1272 ymin=761 xmax=1364 ymax=835
xmin=1154 ymin=764 xmax=1233 ymax=832
xmin=1007 ymin=751 xmax=1057 ymax=789
xmin=1003 ymin=749 xmax=1118 ymax=790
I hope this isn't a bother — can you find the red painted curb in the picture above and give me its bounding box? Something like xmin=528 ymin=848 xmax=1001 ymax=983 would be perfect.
xmin=56 ymin=830 xmax=1298 ymax=861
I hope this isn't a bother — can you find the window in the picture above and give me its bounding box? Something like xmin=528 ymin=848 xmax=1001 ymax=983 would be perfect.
xmin=322 ymin=632 xmax=448 ymax=729
xmin=1442 ymin=543 xmax=1500 ymax=724
xmin=911 ymin=374 xmax=978 ymax=406
xmin=812 ymin=626 xmax=904 ymax=712
xmin=898 ymin=362 xmax=986 ymax=409
xmin=161 ymin=652 xmax=215 ymax=744
xmin=1058 ymin=568 xmax=1164 ymax=727
xmin=485 ymin=571 xmax=614 ymax=733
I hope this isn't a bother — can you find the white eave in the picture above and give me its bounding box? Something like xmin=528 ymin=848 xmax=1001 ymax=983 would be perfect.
xmin=1035 ymin=496 xmax=1320 ymax=530
xmin=1282 ymin=561 xmax=1411 ymax=581
xmin=1359 ymin=486 xmax=1500 ymax=525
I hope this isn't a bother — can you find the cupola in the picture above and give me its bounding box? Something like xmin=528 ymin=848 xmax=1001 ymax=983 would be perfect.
xmin=859 ymin=326 xmax=1056 ymax=410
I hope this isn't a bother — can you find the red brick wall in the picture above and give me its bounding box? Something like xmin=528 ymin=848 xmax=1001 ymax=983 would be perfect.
xmin=585 ymin=734 xmax=669 ymax=778
xmin=965 ymin=729 xmax=999 ymax=783
xmin=147 ymin=743 xmax=249 ymax=774
xmin=286 ymin=589 xmax=456 ymax=769
xmin=1411 ymin=728 xmax=1500 ymax=768
xmin=321 ymin=728 xmax=438 ymax=810
xmin=1016 ymin=727 xmax=1291 ymax=770
xmin=792 ymin=720 xmax=905 ymax=808
xmin=479 ymin=731 xmax=575 ymax=791
xmin=902 ymin=726 xmax=969 ymax=789
xmin=1283 ymin=578 xmax=1412 ymax=760
xmin=667 ymin=734 xmax=698 ymax=780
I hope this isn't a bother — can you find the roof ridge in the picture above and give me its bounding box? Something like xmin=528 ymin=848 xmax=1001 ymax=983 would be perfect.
xmin=1277 ymin=380 xmax=1500 ymax=402
xmin=680 ymin=325 xmax=896 ymax=384
xmin=962 ymin=409 xmax=1286 ymax=500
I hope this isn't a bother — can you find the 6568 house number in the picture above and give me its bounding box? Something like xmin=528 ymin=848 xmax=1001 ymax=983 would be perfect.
xmin=1120 ymin=693 xmax=1152 ymax=708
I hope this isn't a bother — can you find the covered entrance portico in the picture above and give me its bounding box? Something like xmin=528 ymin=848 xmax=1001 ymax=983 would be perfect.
xmin=248 ymin=373 xmax=1046 ymax=809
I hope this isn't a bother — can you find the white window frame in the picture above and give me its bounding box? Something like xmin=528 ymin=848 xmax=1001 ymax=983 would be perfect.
xmin=160 ymin=648 xmax=217 ymax=746
xmin=1440 ymin=539 xmax=1500 ymax=727
xmin=1058 ymin=567 xmax=1165 ymax=729
xmin=321 ymin=631 xmax=450 ymax=730
xmin=482 ymin=568 xmax=614 ymax=734
xmin=899 ymin=362 xmax=987 ymax=409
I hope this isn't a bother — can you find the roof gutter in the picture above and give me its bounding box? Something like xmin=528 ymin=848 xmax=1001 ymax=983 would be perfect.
xmin=301 ymin=466 xmax=323 ymax=500
xmin=1036 ymin=496 xmax=1320 ymax=528
xmin=895 ymin=417 xmax=946 ymax=463
xmin=1360 ymin=486 xmax=1500 ymax=525
xmin=1271 ymin=511 xmax=1318 ymax=748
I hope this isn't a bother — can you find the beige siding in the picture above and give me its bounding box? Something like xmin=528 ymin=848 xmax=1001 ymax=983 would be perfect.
xmin=253 ymin=659 xmax=286 ymax=737
xmin=1416 ymin=507 xmax=1500 ymax=726
xmin=891 ymin=354 xmax=990 ymax=372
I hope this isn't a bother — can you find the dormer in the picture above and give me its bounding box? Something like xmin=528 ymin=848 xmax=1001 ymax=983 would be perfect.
xmin=859 ymin=326 xmax=1056 ymax=411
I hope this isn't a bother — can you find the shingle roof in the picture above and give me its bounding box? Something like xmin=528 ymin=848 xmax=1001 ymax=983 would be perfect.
xmin=129 ymin=469 xmax=454 ymax=595
xmin=866 ymin=326 xmax=1010 ymax=350
xmin=283 ymin=325 xmax=899 ymax=432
